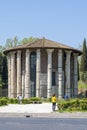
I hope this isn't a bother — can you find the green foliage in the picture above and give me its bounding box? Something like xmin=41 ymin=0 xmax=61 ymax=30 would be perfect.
xmin=78 ymin=81 xmax=87 ymax=89
xmin=29 ymin=97 xmax=41 ymax=101
xmin=22 ymin=98 xmax=30 ymax=104
xmin=0 ymin=98 xmax=8 ymax=106
xmin=21 ymin=37 xmax=38 ymax=44
xmin=2 ymin=55 xmax=8 ymax=87
xmin=29 ymin=97 xmax=42 ymax=103
xmin=5 ymin=36 xmax=20 ymax=49
xmin=57 ymin=98 xmax=87 ymax=112
xmin=7 ymin=97 xmax=41 ymax=104
xmin=0 ymin=53 xmax=3 ymax=87
xmin=80 ymin=71 xmax=87 ymax=82
xmin=8 ymin=98 xmax=18 ymax=104
xmin=41 ymin=98 xmax=51 ymax=102
xmin=24 ymin=97 xmax=42 ymax=104
xmin=0 ymin=52 xmax=7 ymax=88
xmin=0 ymin=36 xmax=38 ymax=89
xmin=79 ymin=38 xmax=87 ymax=82
xmin=80 ymin=38 xmax=87 ymax=72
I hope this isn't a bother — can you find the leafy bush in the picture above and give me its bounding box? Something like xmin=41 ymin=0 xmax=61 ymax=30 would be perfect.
xmin=40 ymin=98 xmax=51 ymax=102
xmin=57 ymin=98 xmax=87 ymax=112
xmin=29 ymin=97 xmax=41 ymax=101
xmin=0 ymin=98 xmax=8 ymax=106
xmin=8 ymin=98 xmax=18 ymax=104
xmin=22 ymin=98 xmax=30 ymax=104
xmin=0 ymin=97 xmax=8 ymax=100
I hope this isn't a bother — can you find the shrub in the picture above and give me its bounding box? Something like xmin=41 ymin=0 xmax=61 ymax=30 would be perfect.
xmin=57 ymin=98 xmax=87 ymax=112
xmin=8 ymin=98 xmax=18 ymax=104
xmin=0 ymin=99 xmax=8 ymax=106
xmin=29 ymin=97 xmax=41 ymax=101
xmin=29 ymin=97 xmax=42 ymax=104
xmin=40 ymin=98 xmax=51 ymax=102
xmin=22 ymin=98 xmax=30 ymax=104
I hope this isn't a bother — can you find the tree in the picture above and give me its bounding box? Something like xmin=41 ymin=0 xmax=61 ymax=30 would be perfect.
xmin=0 ymin=36 xmax=38 ymax=88
xmin=79 ymin=38 xmax=87 ymax=82
xmin=21 ymin=36 xmax=38 ymax=44
xmin=5 ymin=36 xmax=20 ymax=49
xmin=2 ymin=55 xmax=8 ymax=87
xmin=0 ymin=52 xmax=3 ymax=87
xmin=80 ymin=38 xmax=87 ymax=72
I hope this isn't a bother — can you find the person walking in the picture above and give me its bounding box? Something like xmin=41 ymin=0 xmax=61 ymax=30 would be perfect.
xmin=17 ymin=95 xmax=23 ymax=104
xmin=51 ymin=94 xmax=57 ymax=111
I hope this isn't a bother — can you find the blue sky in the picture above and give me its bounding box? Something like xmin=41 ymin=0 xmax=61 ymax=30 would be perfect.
xmin=0 ymin=0 xmax=87 ymax=48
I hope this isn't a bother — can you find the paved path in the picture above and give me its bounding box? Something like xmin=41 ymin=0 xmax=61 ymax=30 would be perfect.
xmin=0 ymin=103 xmax=87 ymax=118
xmin=0 ymin=103 xmax=52 ymax=113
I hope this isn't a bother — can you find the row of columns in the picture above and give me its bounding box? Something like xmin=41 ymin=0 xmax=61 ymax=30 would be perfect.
xmin=7 ymin=49 xmax=78 ymax=98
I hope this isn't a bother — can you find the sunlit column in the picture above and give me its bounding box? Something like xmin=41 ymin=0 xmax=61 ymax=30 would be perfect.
xmin=73 ymin=53 xmax=78 ymax=97
xmin=58 ymin=49 xmax=63 ymax=98
xmin=17 ymin=50 xmax=22 ymax=97
xmin=65 ymin=51 xmax=71 ymax=98
xmin=47 ymin=49 xmax=54 ymax=98
xmin=11 ymin=52 xmax=16 ymax=98
xmin=36 ymin=49 xmax=41 ymax=97
xmin=25 ymin=49 xmax=30 ymax=98
xmin=7 ymin=53 xmax=11 ymax=98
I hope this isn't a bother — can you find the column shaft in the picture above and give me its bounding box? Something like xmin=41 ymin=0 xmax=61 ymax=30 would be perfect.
xmin=73 ymin=53 xmax=78 ymax=97
xmin=65 ymin=51 xmax=71 ymax=98
xmin=58 ymin=50 xmax=63 ymax=98
xmin=11 ymin=52 xmax=16 ymax=98
xmin=17 ymin=51 xmax=22 ymax=97
xmin=7 ymin=54 xmax=11 ymax=98
xmin=22 ymin=52 xmax=25 ymax=97
xmin=36 ymin=49 xmax=41 ymax=97
xmin=47 ymin=49 xmax=54 ymax=98
xmin=25 ymin=49 xmax=30 ymax=98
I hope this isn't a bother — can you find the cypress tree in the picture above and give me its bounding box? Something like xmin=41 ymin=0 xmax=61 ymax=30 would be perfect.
xmin=80 ymin=38 xmax=87 ymax=72
xmin=2 ymin=55 xmax=8 ymax=88
xmin=0 ymin=52 xmax=3 ymax=87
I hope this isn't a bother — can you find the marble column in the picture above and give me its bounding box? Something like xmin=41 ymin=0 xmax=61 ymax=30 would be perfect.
xmin=47 ymin=49 xmax=54 ymax=98
xmin=22 ymin=52 xmax=25 ymax=97
xmin=25 ymin=49 xmax=30 ymax=98
xmin=36 ymin=49 xmax=41 ymax=97
xmin=17 ymin=51 xmax=22 ymax=97
xmin=11 ymin=52 xmax=16 ymax=98
xmin=73 ymin=53 xmax=78 ymax=97
xmin=65 ymin=51 xmax=71 ymax=98
xmin=58 ymin=50 xmax=63 ymax=98
xmin=7 ymin=53 xmax=11 ymax=98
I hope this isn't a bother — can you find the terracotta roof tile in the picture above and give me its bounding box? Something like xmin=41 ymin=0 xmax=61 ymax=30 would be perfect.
xmin=4 ymin=37 xmax=82 ymax=55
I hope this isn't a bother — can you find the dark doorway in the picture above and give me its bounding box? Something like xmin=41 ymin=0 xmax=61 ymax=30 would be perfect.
xmin=30 ymin=52 xmax=36 ymax=97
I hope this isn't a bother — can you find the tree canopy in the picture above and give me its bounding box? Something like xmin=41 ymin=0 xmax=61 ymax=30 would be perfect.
xmin=0 ymin=36 xmax=38 ymax=88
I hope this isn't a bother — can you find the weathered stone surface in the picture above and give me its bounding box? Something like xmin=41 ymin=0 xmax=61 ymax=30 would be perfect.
xmin=5 ymin=38 xmax=81 ymax=98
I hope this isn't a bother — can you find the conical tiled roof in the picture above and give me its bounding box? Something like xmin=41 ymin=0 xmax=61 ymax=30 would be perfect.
xmin=4 ymin=37 xmax=82 ymax=55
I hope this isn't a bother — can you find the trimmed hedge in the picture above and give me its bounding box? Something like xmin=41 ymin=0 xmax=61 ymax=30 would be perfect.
xmin=8 ymin=97 xmax=42 ymax=104
xmin=57 ymin=98 xmax=87 ymax=112
xmin=8 ymin=98 xmax=18 ymax=104
xmin=29 ymin=97 xmax=41 ymax=101
xmin=22 ymin=98 xmax=30 ymax=104
xmin=0 ymin=98 xmax=8 ymax=106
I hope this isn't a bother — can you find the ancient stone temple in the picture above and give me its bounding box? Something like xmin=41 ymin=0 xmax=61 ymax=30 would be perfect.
xmin=4 ymin=38 xmax=82 ymax=98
